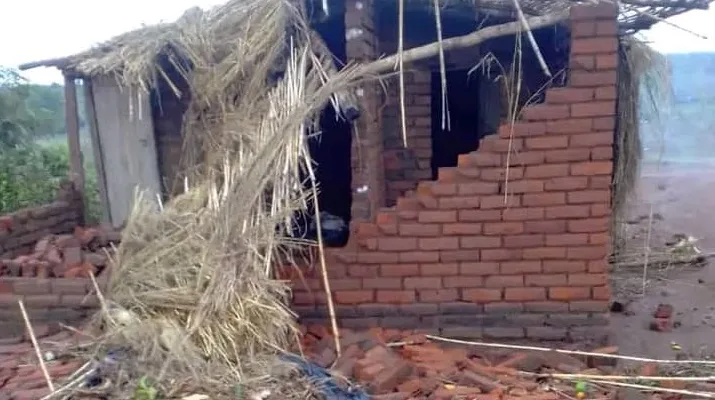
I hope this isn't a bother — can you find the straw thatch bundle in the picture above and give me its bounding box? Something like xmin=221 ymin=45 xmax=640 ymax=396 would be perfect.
xmin=610 ymin=35 xmax=670 ymax=256
xmin=78 ymin=0 xmax=364 ymax=397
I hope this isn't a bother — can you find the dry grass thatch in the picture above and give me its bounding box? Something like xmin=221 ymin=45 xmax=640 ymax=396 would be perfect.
xmin=610 ymin=35 xmax=670 ymax=255
xmin=59 ymin=0 xmax=366 ymax=398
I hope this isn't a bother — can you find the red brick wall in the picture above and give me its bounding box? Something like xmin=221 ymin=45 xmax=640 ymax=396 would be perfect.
xmin=0 ymin=183 xmax=83 ymax=259
xmin=381 ymin=71 xmax=433 ymax=207
xmin=289 ymin=2 xmax=618 ymax=341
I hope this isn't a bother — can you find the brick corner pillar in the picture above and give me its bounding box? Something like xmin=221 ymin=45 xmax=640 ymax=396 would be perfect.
xmin=345 ymin=0 xmax=385 ymax=222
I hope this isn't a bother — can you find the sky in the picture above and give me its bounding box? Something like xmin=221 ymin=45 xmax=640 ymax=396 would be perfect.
xmin=1 ymin=1 xmax=714 ymax=85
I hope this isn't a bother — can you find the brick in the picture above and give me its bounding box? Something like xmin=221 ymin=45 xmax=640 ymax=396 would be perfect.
xmin=458 ymin=209 xmax=501 ymax=222
xmin=500 ymin=259 xmax=542 ymax=275
xmin=591 ymin=176 xmax=613 ymax=189
xmin=457 ymin=182 xmax=499 ymax=195
xmin=547 ymin=88 xmax=595 ymax=104
xmin=571 ymin=102 xmax=616 ymax=118
xmin=523 ymin=192 xmax=566 ymax=206
xmin=404 ymin=277 xmax=442 ymax=289
xmin=483 ymin=222 xmax=524 ymax=235
xmin=595 ymin=85 xmax=617 ymax=100
xmin=23 ymin=294 xmax=60 ymax=307
xmin=460 ymin=262 xmax=499 ymax=275
xmin=526 ymin=274 xmax=567 ymax=287
xmin=547 ymin=118 xmax=593 ymax=134
xmin=571 ymin=161 xmax=613 ymax=176
xmin=399 ymin=251 xmax=439 ymax=263
xmin=521 ymin=104 xmax=570 ymax=121
xmin=524 ymin=220 xmax=567 ymax=234
xmin=440 ymin=301 xmax=483 ymax=314
xmin=465 ymin=152 xmax=502 ymax=167
xmin=330 ymin=279 xmax=363 ymax=291
xmin=596 ymin=20 xmax=618 ymax=36
xmin=549 ymin=287 xmax=590 ymax=300
xmin=418 ymin=289 xmax=459 ymax=302
xmin=441 ymin=250 xmax=481 ymax=262
xmin=503 ymin=234 xmax=544 ymax=248
xmin=418 ymin=210 xmax=456 ymax=223
xmin=568 ymin=190 xmax=611 ymax=205
xmin=591 ymin=203 xmax=611 ymax=217
xmin=525 ymin=301 xmax=569 ymax=313
xmin=376 ymin=290 xmax=416 ymax=304
xmin=420 ymin=263 xmax=459 ymax=276
xmin=499 ymin=121 xmax=547 ymax=138
xmin=398 ymin=222 xmax=440 ymax=237
xmin=443 ymin=223 xmax=482 ymax=235
xmin=399 ymin=303 xmax=439 ymax=316
xmin=377 ymin=237 xmax=417 ymax=252
xmin=544 ymin=149 xmax=590 ymax=163
xmin=293 ymin=291 xmax=327 ymax=305
xmin=571 ymin=37 xmax=618 ymax=55
xmin=443 ymin=276 xmax=483 ymax=288
xmin=571 ymin=21 xmax=596 ymax=37
xmin=429 ymin=182 xmax=457 ymax=196
xmin=592 ymin=285 xmax=611 ymax=300
xmin=570 ymin=300 xmax=609 ymax=312
xmin=543 ymin=260 xmax=587 ymax=273
xmin=568 ymin=218 xmax=609 ymax=233
xmin=525 ymin=164 xmax=569 ymax=179
xmin=524 ymin=247 xmax=566 ymax=260
xmin=504 ymin=179 xmax=544 ymax=194
xmin=462 ymin=288 xmax=502 ymax=302
xmin=358 ymin=252 xmax=399 ymax=264
xmin=504 ymin=287 xmax=546 ymax=301
xmin=480 ymin=137 xmax=524 ymax=153
xmin=484 ymin=327 xmax=525 ymax=339
xmin=13 ymin=279 xmax=51 ymax=295
xmin=570 ymin=71 xmax=617 ymax=87
xmin=481 ymin=248 xmax=522 ymax=261
xmin=546 ymin=233 xmax=589 ymax=246
xmin=348 ymin=265 xmax=380 ymax=278
xmin=544 ymin=177 xmax=588 ymax=192
xmin=596 ymin=53 xmax=618 ymax=70
xmin=567 ymin=246 xmax=607 ymax=260
xmin=362 ymin=278 xmax=402 ymax=290
xmin=335 ymin=291 xmax=374 ymax=304
xmin=480 ymin=167 xmax=524 ymax=182
xmin=381 ymin=264 xmax=419 ymax=277
xmin=591 ymin=146 xmax=613 ymax=160
xmin=571 ymin=1 xmax=618 ymax=19
xmin=544 ymin=205 xmax=589 ymax=219
xmin=568 ymin=273 xmax=607 ymax=286
xmin=507 ymin=151 xmax=545 ymax=167
xmin=418 ymin=237 xmax=458 ymax=250
xmin=571 ymin=54 xmax=596 ymax=71
xmin=479 ymin=195 xmax=521 ymax=209
xmin=525 ymin=136 xmax=568 ymax=150
xmin=485 ymin=275 xmax=523 ymax=287
xmin=438 ymin=196 xmax=480 ymax=210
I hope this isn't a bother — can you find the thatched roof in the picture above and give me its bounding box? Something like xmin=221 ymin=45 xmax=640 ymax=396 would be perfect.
xmin=19 ymin=0 xmax=712 ymax=77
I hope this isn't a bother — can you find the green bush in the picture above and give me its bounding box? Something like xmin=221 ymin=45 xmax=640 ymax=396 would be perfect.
xmin=0 ymin=141 xmax=101 ymax=223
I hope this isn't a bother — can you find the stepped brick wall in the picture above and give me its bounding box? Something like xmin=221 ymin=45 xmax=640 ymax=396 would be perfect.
xmin=0 ymin=183 xmax=84 ymax=259
xmin=285 ymin=2 xmax=618 ymax=342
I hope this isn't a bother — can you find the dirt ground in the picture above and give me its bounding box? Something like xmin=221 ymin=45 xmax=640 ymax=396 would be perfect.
xmin=611 ymin=161 xmax=715 ymax=362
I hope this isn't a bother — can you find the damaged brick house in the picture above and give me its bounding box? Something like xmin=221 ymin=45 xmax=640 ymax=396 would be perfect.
xmin=14 ymin=0 xmax=710 ymax=338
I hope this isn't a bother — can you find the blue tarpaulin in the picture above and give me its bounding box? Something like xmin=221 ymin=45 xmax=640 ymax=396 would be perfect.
xmin=280 ymin=353 xmax=371 ymax=400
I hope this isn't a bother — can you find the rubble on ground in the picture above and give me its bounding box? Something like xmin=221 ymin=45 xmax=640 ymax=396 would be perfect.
xmin=0 ymin=227 xmax=121 ymax=278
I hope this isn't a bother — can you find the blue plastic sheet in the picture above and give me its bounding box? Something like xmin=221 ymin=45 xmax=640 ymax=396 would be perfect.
xmin=280 ymin=353 xmax=370 ymax=400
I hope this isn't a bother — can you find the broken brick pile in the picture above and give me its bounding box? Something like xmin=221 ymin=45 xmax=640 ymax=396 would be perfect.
xmin=300 ymin=326 xmax=701 ymax=400
xmin=0 ymin=227 xmax=120 ymax=278
xmin=0 ymin=324 xmax=88 ymax=400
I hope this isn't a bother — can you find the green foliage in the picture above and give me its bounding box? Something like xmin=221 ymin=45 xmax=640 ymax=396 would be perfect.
xmin=0 ymin=143 xmax=69 ymax=212
xmin=0 ymin=66 xmax=99 ymax=222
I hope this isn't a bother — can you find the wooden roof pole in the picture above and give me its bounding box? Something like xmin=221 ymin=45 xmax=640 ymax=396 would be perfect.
xmin=64 ymin=74 xmax=86 ymax=207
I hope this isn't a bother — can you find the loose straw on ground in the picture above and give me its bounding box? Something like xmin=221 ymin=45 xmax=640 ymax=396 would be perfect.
xmin=18 ymin=300 xmax=55 ymax=392
xmin=642 ymin=204 xmax=654 ymax=296
xmin=424 ymin=335 xmax=715 ymax=365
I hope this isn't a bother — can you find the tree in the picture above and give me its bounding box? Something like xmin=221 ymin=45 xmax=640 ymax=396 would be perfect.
xmin=0 ymin=67 xmax=37 ymax=149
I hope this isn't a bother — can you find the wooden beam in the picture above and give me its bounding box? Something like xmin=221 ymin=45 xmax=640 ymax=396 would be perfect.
xmin=83 ymin=79 xmax=111 ymax=225
xmin=359 ymin=10 xmax=569 ymax=76
xmin=63 ymin=74 xmax=85 ymax=201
